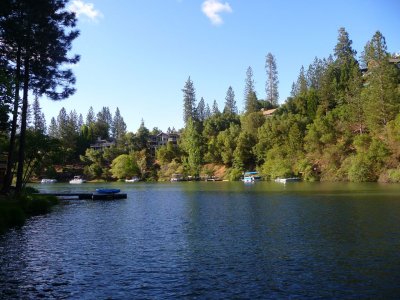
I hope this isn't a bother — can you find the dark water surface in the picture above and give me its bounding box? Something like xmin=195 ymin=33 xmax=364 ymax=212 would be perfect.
xmin=1 ymin=182 xmax=400 ymax=299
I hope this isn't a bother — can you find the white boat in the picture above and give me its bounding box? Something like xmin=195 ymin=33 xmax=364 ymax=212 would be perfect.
xmin=125 ymin=177 xmax=139 ymax=183
xmin=243 ymin=172 xmax=262 ymax=183
xmin=170 ymin=174 xmax=184 ymax=182
xmin=41 ymin=178 xmax=57 ymax=183
xmin=69 ymin=176 xmax=86 ymax=184
xmin=275 ymin=177 xmax=301 ymax=183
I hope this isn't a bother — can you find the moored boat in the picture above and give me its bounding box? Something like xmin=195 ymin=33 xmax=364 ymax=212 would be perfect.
xmin=125 ymin=177 xmax=139 ymax=183
xmin=243 ymin=171 xmax=262 ymax=183
xmin=275 ymin=177 xmax=301 ymax=183
xmin=95 ymin=188 xmax=121 ymax=194
xmin=170 ymin=174 xmax=184 ymax=182
xmin=41 ymin=178 xmax=57 ymax=183
xmin=69 ymin=176 xmax=86 ymax=184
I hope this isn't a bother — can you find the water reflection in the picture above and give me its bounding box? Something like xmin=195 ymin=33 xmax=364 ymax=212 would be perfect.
xmin=1 ymin=182 xmax=400 ymax=298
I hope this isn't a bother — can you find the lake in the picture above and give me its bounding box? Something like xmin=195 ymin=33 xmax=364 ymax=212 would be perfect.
xmin=1 ymin=182 xmax=400 ymax=299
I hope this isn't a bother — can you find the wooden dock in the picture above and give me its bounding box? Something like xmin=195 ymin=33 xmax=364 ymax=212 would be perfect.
xmin=41 ymin=192 xmax=127 ymax=200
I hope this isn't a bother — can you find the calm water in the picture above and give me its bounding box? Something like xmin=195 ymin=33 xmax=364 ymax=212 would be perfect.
xmin=1 ymin=182 xmax=400 ymax=299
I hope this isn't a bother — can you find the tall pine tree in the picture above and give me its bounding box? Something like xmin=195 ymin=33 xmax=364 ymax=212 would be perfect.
xmin=265 ymin=52 xmax=279 ymax=106
xmin=224 ymin=86 xmax=237 ymax=114
xmin=182 ymin=76 xmax=197 ymax=125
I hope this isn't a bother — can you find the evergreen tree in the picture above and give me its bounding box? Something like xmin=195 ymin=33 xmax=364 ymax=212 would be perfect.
xmin=30 ymin=97 xmax=46 ymax=133
xmin=78 ymin=114 xmax=84 ymax=129
xmin=0 ymin=0 xmax=79 ymax=193
xmin=265 ymin=52 xmax=279 ymax=106
xmin=95 ymin=107 xmax=112 ymax=139
xmin=111 ymin=107 xmax=127 ymax=142
xmin=224 ymin=86 xmax=237 ymax=114
xmin=182 ymin=76 xmax=197 ymax=125
xmin=197 ymin=97 xmax=206 ymax=122
xmin=245 ymin=91 xmax=259 ymax=114
xmin=306 ymin=57 xmax=326 ymax=90
xmin=333 ymin=27 xmax=359 ymax=105
xmin=86 ymin=106 xmax=96 ymax=125
xmin=134 ymin=119 xmax=150 ymax=150
xmin=48 ymin=117 xmax=58 ymax=138
xmin=205 ymin=103 xmax=211 ymax=119
xmin=212 ymin=100 xmax=220 ymax=115
xmin=361 ymin=31 xmax=400 ymax=131
xmin=244 ymin=66 xmax=257 ymax=113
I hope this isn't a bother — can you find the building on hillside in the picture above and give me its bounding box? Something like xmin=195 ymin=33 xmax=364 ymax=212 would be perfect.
xmin=149 ymin=132 xmax=180 ymax=156
xmin=261 ymin=108 xmax=277 ymax=117
xmin=361 ymin=57 xmax=400 ymax=75
xmin=90 ymin=138 xmax=115 ymax=151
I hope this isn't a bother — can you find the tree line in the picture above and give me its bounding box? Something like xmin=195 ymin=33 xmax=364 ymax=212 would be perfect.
xmin=2 ymin=23 xmax=399 ymax=184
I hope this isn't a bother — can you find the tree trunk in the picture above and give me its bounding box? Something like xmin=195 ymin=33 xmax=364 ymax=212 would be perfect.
xmin=2 ymin=45 xmax=21 ymax=194
xmin=15 ymin=55 xmax=29 ymax=194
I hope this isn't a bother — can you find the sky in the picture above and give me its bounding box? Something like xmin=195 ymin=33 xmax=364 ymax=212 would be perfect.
xmin=41 ymin=0 xmax=400 ymax=133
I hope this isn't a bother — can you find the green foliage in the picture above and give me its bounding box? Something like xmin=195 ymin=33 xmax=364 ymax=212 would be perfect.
xmin=260 ymin=146 xmax=292 ymax=179
xmin=110 ymin=154 xmax=140 ymax=179
xmin=227 ymin=168 xmax=243 ymax=181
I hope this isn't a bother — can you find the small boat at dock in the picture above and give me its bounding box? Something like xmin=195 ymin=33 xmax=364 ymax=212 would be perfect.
xmin=41 ymin=178 xmax=57 ymax=183
xmin=125 ymin=177 xmax=139 ymax=183
xmin=275 ymin=177 xmax=301 ymax=183
xmin=95 ymin=188 xmax=121 ymax=194
xmin=69 ymin=176 xmax=86 ymax=184
xmin=243 ymin=172 xmax=261 ymax=183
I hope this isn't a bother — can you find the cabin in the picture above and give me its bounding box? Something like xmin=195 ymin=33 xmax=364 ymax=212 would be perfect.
xmin=90 ymin=138 xmax=115 ymax=151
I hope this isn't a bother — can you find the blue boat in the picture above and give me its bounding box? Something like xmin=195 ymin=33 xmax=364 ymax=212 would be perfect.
xmin=95 ymin=188 xmax=121 ymax=194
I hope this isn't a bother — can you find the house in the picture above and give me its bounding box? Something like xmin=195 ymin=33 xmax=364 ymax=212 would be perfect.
xmin=148 ymin=132 xmax=180 ymax=156
xmin=261 ymin=108 xmax=277 ymax=117
xmin=90 ymin=138 xmax=115 ymax=151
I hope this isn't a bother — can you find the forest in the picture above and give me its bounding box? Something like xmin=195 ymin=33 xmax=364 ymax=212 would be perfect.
xmin=1 ymin=25 xmax=400 ymax=184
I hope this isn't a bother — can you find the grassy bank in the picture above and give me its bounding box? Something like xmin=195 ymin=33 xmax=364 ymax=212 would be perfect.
xmin=0 ymin=189 xmax=59 ymax=234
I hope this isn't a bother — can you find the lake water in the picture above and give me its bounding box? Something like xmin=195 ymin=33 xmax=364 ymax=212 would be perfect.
xmin=1 ymin=182 xmax=400 ymax=299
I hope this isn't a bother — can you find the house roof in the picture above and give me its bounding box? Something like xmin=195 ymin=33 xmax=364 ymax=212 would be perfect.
xmin=262 ymin=108 xmax=277 ymax=116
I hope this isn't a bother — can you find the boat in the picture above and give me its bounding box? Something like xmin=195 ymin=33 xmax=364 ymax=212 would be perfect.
xmin=243 ymin=171 xmax=262 ymax=183
xmin=170 ymin=173 xmax=184 ymax=182
xmin=69 ymin=176 xmax=86 ymax=184
xmin=275 ymin=177 xmax=301 ymax=183
xmin=95 ymin=188 xmax=121 ymax=194
xmin=125 ymin=177 xmax=139 ymax=183
xmin=41 ymin=178 xmax=57 ymax=183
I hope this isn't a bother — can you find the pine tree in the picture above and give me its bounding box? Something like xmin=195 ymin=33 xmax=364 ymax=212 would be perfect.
xmin=205 ymin=103 xmax=211 ymax=119
xmin=95 ymin=107 xmax=112 ymax=139
xmin=212 ymin=100 xmax=220 ymax=115
xmin=224 ymin=86 xmax=237 ymax=114
xmin=182 ymin=76 xmax=197 ymax=125
xmin=111 ymin=107 xmax=127 ymax=142
xmin=333 ymin=27 xmax=359 ymax=105
xmin=48 ymin=117 xmax=58 ymax=138
xmin=362 ymin=31 xmax=400 ymax=131
xmin=244 ymin=66 xmax=257 ymax=113
xmin=0 ymin=0 xmax=79 ymax=192
xmin=86 ymin=106 xmax=95 ymax=125
xmin=197 ymin=97 xmax=206 ymax=122
xmin=30 ymin=97 xmax=46 ymax=133
xmin=265 ymin=52 xmax=279 ymax=106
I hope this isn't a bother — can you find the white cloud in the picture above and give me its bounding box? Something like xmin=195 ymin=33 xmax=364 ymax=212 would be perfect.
xmin=68 ymin=0 xmax=103 ymax=21
xmin=202 ymin=0 xmax=232 ymax=25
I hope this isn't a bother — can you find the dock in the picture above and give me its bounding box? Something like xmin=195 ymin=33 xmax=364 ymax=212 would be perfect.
xmin=40 ymin=192 xmax=127 ymax=200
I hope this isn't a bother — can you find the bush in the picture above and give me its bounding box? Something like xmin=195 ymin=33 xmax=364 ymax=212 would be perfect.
xmin=228 ymin=168 xmax=243 ymax=181
xmin=379 ymin=168 xmax=400 ymax=183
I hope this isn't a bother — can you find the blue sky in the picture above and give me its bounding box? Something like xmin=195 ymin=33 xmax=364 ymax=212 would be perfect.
xmin=41 ymin=0 xmax=400 ymax=133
